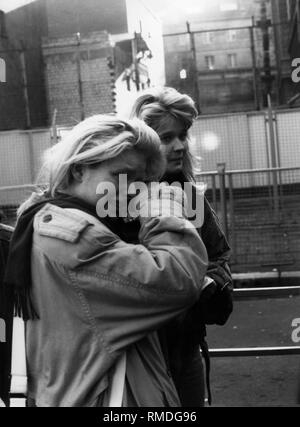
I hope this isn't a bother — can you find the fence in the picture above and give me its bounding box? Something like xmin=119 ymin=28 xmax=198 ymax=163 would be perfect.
xmin=0 ymin=107 xmax=300 ymax=272
xmin=208 ymin=285 xmax=300 ymax=407
xmin=163 ymin=16 xmax=292 ymax=115
xmin=190 ymin=108 xmax=300 ymax=173
xmin=197 ymin=166 xmax=300 ymax=273
xmin=0 ymin=107 xmax=299 ymax=188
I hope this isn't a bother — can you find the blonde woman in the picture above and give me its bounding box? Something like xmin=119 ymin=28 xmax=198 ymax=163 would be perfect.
xmin=130 ymin=88 xmax=233 ymax=407
xmin=4 ymin=115 xmax=208 ymax=407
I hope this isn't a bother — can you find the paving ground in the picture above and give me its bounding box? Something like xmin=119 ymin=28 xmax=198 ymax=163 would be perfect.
xmin=207 ymin=292 xmax=300 ymax=407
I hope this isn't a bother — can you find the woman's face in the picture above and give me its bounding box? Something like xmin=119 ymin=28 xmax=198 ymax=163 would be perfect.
xmin=73 ymin=150 xmax=147 ymax=208
xmin=156 ymin=118 xmax=188 ymax=176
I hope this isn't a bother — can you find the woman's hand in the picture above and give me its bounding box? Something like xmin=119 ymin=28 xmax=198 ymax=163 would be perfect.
xmin=137 ymin=183 xmax=188 ymax=221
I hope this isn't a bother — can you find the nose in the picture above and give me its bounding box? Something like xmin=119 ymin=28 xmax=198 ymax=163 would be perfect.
xmin=173 ymin=137 xmax=185 ymax=152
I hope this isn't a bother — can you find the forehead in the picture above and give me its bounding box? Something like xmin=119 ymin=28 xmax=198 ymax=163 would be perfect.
xmin=155 ymin=114 xmax=187 ymax=137
xmin=110 ymin=150 xmax=146 ymax=172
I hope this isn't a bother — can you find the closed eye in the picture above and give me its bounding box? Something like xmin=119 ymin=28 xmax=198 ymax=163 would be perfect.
xmin=179 ymin=132 xmax=188 ymax=141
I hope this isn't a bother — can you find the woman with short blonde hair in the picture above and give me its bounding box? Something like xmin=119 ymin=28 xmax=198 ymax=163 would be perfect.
xmin=5 ymin=114 xmax=208 ymax=407
xmin=19 ymin=115 xmax=165 ymax=214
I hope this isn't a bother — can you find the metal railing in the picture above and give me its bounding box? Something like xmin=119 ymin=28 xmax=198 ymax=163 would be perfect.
xmin=210 ymin=286 xmax=300 ymax=358
xmin=197 ymin=166 xmax=300 ymax=273
xmin=1 ymin=165 xmax=300 ymax=271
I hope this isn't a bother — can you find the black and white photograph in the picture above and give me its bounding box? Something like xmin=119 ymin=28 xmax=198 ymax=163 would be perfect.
xmin=0 ymin=0 xmax=300 ymax=410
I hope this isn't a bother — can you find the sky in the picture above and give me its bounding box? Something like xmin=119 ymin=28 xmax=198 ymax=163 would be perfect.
xmin=0 ymin=0 xmax=205 ymax=15
xmin=0 ymin=0 xmax=33 ymax=12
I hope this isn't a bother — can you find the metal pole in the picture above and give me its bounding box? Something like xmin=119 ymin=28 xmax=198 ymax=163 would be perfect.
xmin=270 ymin=0 xmax=282 ymax=105
xmin=51 ymin=108 xmax=58 ymax=146
xmin=211 ymin=174 xmax=217 ymax=211
xmin=249 ymin=18 xmax=260 ymax=110
xmin=228 ymin=173 xmax=236 ymax=263
xmin=257 ymin=0 xmax=274 ymax=107
xmin=27 ymin=131 xmax=35 ymax=183
xmin=20 ymin=49 xmax=36 ymax=183
xmin=186 ymin=22 xmax=201 ymax=112
xmin=210 ymin=347 xmax=300 ymax=358
xmin=133 ymin=32 xmax=140 ymax=92
xmin=267 ymin=94 xmax=280 ymax=216
xmin=217 ymin=163 xmax=229 ymax=239
xmin=19 ymin=50 xmax=31 ymax=129
xmin=76 ymin=33 xmax=85 ymax=121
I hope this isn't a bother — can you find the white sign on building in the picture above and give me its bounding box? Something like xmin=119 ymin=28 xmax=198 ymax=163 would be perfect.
xmin=0 ymin=57 xmax=6 ymax=83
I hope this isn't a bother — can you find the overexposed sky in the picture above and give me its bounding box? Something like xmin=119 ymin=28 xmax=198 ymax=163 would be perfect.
xmin=0 ymin=0 xmax=204 ymax=15
xmin=0 ymin=0 xmax=34 ymax=12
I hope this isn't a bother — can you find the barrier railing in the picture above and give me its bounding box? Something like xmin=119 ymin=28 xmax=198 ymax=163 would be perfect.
xmin=210 ymin=286 xmax=300 ymax=358
xmin=197 ymin=166 xmax=300 ymax=273
xmin=1 ymin=166 xmax=300 ymax=271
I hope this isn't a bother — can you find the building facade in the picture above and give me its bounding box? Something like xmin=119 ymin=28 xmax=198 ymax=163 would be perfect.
xmin=163 ymin=0 xmax=278 ymax=114
xmin=0 ymin=0 xmax=165 ymax=130
xmin=271 ymin=0 xmax=300 ymax=105
xmin=288 ymin=0 xmax=300 ymax=59
xmin=0 ymin=5 xmax=48 ymax=130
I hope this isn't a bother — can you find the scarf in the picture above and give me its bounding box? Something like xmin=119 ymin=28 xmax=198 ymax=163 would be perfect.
xmin=4 ymin=193 xmax=139 ymax=321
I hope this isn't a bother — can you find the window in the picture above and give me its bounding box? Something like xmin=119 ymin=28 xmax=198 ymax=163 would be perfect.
xmin=203 ymin=32 xmax=213 ymax=45
xmin=227 ymin=30 xmax=237 ymax=42
xmin=205 ymin=56 xmax=215 ymax=70
xmin=227 ymin=53 xmax=238 ymax=68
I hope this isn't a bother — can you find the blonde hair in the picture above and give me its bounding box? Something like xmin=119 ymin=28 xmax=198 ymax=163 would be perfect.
xmin=130 ymin=87 xmax=198 ymax=182
xmin=19 ymin=115 xmax=165 ymax=215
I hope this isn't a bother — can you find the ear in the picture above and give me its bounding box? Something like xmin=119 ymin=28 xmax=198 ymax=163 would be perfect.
xmin=71 ymin=164 xmax=85 ymax=183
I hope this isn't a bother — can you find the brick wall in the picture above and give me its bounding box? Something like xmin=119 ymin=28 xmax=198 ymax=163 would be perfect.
xmin=46 ymin=0 xmax=128 ymax=38
xmin=42 ymin=32 xmax=116 ymax=126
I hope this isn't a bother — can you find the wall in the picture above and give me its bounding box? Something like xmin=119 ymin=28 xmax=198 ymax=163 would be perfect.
xmin=272 ymin=0 xmax=298 ymax=104
xmin=1 ymin=108 xmax=300 ymax=203
xmin=0 ymin=31 xmax=26 ymax=130
xmin=45 ymin=0 xmax=128 ymax=38
xmin=0 ymin=0 xmax=164 ymax=130
xmin=289 ymin=0 xmax=300 ymax=97
xmin=42 ymin=32 xmax=115 ymax=126
xmin=0 ymin=128 xmax=52 ymax=207
xmin=1 ymin=1 xmax=49 ymax=129
xmin=190 ymin=108 xmax=300 ymax=176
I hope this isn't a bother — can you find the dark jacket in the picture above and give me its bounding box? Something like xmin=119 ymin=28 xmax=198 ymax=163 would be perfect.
xmin=160 ymin=196 xmax=232 ymax=407
xmin=120 ymin=172 xmax=232 ymax=407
